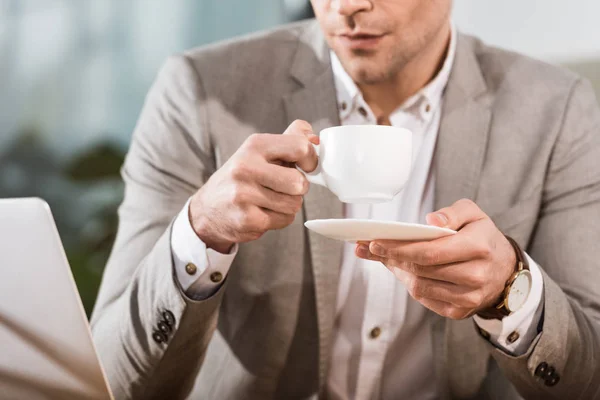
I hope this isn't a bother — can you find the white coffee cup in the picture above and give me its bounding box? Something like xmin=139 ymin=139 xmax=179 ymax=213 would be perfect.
xmin=299 ymin=125 xmax=412 ymax=203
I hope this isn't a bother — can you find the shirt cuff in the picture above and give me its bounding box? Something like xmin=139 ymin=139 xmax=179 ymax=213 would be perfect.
xmin=171 ymin=198 xmax=238 ymax=300
xmin=473 ymin=253 xmax=544 ymax=355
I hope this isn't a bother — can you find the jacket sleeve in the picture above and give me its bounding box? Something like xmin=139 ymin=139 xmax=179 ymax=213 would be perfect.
xmin=488 ymin=78 xmax=600 ymax=399
xmin=90 ymin=54 xmax=223 ymax=400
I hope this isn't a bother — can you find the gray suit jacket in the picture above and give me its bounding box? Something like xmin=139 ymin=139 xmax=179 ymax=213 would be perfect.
xmin=90 ymin=20 xmax=600 ymax=400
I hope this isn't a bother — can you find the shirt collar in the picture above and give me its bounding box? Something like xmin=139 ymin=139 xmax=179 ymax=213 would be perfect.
xmin=331 ymin=25 xmax=457 ymax=120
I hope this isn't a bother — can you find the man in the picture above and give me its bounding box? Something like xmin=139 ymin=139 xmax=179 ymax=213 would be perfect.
xmin=91 ymin=0 xmax=600 ymax=399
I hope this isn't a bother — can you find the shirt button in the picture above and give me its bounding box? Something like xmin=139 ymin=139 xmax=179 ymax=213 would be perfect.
xmin=425 ymin=103 xmax=431 ymax=113
xmin=545 ymin=373 xmax=560 ymax=387
xmin=358 ymin=107 xmax=368 ymax=118
xmin=369 ymin=326 xmax=382 ymax=339
xmin=507 ymin=331 xmax=520 ymax=344
xmin=210 ymin=271 xmax=223 ymax=283
xmin=185 ymin=263 xmax=197 ymax=275
xmin=340 ymin=102 xmax=347 ymax=111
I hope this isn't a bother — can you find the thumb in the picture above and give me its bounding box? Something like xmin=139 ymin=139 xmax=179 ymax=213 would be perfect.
xmin=426 ymin=198 xmax=487 ymax=230
xmin=426 ymin=212 xmax=449 ymax=228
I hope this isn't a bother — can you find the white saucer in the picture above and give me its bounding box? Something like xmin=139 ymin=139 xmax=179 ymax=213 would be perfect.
xmin=304 ymin=219 xmax=456 ymax=242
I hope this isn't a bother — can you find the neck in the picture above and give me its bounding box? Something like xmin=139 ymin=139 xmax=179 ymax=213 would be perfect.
xmin=358 ymin=22 xmax=452 ymax=120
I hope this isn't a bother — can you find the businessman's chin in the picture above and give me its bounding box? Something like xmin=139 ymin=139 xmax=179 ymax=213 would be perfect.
xmin=332 ymin=49 xmax=403 ymax=86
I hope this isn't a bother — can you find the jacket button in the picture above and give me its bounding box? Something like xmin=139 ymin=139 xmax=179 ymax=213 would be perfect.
xmin=152 ymin=331 xmax=167 ymax=344
xmin=162 ymin=310 xmax=176 ymax=327
xmin=545 ymin=374 xmax=560 ymax=387
xmin=158 ymin=321 xmax=172 ymax=335
xmin=542 ymin=366 xmax=556 ymax=380
xmin=535 ymin=362 xmax=548 ymax=377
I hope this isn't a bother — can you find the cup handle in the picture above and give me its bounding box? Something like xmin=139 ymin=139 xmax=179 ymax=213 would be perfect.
xmin=296 ymin=143 xmax=326 ymax=187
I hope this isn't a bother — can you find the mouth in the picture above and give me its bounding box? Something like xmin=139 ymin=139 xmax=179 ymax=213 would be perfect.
xmin=336 ymin=32 xmax=388 ymax=51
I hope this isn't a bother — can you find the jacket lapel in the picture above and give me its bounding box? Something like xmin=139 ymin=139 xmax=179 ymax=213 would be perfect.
xmin=434 ymin=34 xmax=492 ymax=210
xmin=283 ymin=21 xmax=344 ymax=391
xmin=433 ymin=33 xmax=493 ymax=398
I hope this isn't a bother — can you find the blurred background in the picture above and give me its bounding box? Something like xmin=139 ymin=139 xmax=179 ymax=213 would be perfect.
xmin=1 ymin=0 xmax=598 ymax=316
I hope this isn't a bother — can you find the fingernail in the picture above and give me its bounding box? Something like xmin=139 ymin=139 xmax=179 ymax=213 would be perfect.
xmin=429 ymin=212 xmax=448 ymax=227
xmin=308 ymin=134 xmax=320 ymax=145
xmin=370 ymin=243 xmax=385 ymax=256
xmin=356 ymin=244 xmax=369 ymax=257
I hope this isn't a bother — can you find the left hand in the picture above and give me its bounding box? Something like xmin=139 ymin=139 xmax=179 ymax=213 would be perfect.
xmin=356 ymin=199 xmax=517 ymax=320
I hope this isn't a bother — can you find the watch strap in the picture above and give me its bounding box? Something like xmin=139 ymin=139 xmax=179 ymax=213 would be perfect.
xmin=476 ymin=235 xmax=528 ymax=320
xmin=505 ymin=235 xmax=529 ymax=272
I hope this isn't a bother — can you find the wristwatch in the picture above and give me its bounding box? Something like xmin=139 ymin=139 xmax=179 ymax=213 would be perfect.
xmin=477 ymin=236 xmax=532 ymax=320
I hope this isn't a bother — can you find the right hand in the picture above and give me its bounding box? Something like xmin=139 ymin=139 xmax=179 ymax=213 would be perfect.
xmin=189 ymin=120 xmax=319 ymax=253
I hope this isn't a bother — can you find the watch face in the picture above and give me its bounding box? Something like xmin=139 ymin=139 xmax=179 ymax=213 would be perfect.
xmin=507 ymin=271 xmax=532 ymax=312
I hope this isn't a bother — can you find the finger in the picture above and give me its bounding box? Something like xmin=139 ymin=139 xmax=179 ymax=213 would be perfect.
xmin=283 ymin=119 xmax=313 ymax=135
xmin=261 ymin=135 xmax=318 ymax=173
xmin=246 ymin=133 xmax=316 ymax=165
xmin=262 ymin=208 xmax=297 ymax=230
xmin=369 ymin=234 xmax=475 ymax=266
xmin=391 ymin=260 xmax=487 ymax=287
xmin=249 ymin=185 xmax=303 ymax=215
xmin=356 ymin=244 xmax=441 ymax=287
xmin=357 ymin=245 xmax=486 ymax=312
xmin=371 ymin=217 xmax=496 ymax=265
xmin=401 ymin=274 xmax=487 ymax=308
xmin=426 ymin=198 xmax=488 ymax=231
xmin=242 ymin=206 xmax=296 ymax=233
xmin=254 ymin=162 xmax=309 ymax=196
xmin=358 ymin=242 xmax=488 ymax=287
xmin=283 ymin=119 xmax=320 ymax=144
xmin=355 ymin=243 xmax=468 ymax=283
xmin=356 ymin=243 xmax=387 ymax=263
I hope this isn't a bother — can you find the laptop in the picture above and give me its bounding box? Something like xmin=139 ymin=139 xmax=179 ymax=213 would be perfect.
xmin=0 ymin=198 xmax=114 ymax=400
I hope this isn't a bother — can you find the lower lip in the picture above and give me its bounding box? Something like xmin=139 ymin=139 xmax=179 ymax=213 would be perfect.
xmin=337 ymin=34 xmax=385 ymax=50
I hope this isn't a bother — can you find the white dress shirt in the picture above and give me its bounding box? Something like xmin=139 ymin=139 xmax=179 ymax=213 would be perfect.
xmin=170 ymin=26 xmax=544 ymax=399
